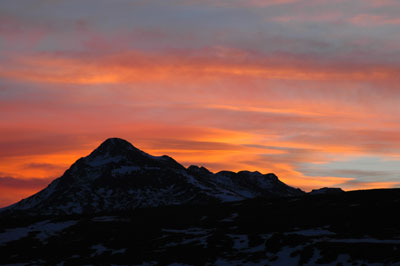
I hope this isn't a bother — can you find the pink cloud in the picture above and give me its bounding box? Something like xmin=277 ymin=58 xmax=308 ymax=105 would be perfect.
xmin=1 ymin=49 xmax=400 ymax=87
xmin=1 ymin=0 xmax=400 ymax=207
xmin=351 ymin=14 xmax=400 ymax=26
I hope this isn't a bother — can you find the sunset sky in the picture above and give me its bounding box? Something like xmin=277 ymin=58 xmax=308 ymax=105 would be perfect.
xmin=1 ymin=0 xmax=400 ymax=207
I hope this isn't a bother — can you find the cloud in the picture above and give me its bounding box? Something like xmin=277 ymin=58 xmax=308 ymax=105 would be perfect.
xmin=0 ymin=133 xmax=94 ymax=158
xmin=301 ymin=169 xmax=395 ymax=179
xmin=0 ymin=176 xmax=55 ymax=208
xmin=351 ymin=14 xmax=400 ymax=26
xmin=342 ymin=180 xmax=400 ymax=190
xmin=181 ymin=0 xmax=299 ymax=8
xmin=1 ymin=49 xmax=400 ymax=88
xmin=270 ymin=13 xmax=343 ymax=24
xmin=0 ymin=176 xmax=53 ymax=189
xmin=1 ymin=0 xmax=400 ymax=203
xmin=22 ymin=163 xmax=64 ymax=171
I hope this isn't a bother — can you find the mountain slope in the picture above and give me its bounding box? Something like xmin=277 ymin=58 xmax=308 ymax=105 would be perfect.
xmin=2 ymin=189 xmax=400 ymax=265
xmin=4 ymin=138 xmax=304 ymax=215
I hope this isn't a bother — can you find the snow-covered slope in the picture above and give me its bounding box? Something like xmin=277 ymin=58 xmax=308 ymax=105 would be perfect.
xmin=5 ymin=138 xmax=304 ymax=215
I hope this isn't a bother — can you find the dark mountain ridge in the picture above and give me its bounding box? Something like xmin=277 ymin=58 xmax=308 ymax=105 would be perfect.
xmin=3 ymin=138 xmax=304 ymax=215
xmin=2 ymin=138 xmax=400 ymax=265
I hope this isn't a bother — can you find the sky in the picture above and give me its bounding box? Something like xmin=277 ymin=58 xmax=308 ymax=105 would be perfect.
xmin=1 ymin=0 xmax=400 ymax=207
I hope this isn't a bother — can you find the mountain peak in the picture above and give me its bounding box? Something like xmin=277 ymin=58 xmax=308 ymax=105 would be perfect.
xmin=103 ymin=137 xmax=132 ymax=145
xmin=86 ymin=138 xmax=144 ymax=160
xmin=95 ymin=138 xmax=134 ymax=153
xmin=5 ymin=137 xmax=305 ymax=215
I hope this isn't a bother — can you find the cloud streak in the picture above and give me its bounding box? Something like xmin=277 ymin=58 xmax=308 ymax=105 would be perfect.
xmin=1 ymin=0 xmax=400 ymax=207
xmin=2 ymin=50 xmax=400 ymax=86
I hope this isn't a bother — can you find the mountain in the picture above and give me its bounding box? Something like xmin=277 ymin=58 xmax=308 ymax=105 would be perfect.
xmin=3 ymin=138 xmax=304 ymax=215
xmin=2 ymin=138 xmax=399 ymax=265
xmin=2 ymin=189 xmax=400 ymax=265
xmin=309 ymin=187 xmax=345 ymax=195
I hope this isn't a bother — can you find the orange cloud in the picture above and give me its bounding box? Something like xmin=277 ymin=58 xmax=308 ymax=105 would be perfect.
xmin=1 ymin=51 xmax=399 ymax=86
xmin=0 ymin=177 xmax=54 ymax=207
xmin=342 ymin=181 xmax=400 ymax=191
xmin=1 ymin=0 xmax=400 ymax=209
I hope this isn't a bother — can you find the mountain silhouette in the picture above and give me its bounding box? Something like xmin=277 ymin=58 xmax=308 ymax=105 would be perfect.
xmin=5 ymin=138 xmax=304 ymax=215
xmin=2 ymin=139 xmax=400 ymax=265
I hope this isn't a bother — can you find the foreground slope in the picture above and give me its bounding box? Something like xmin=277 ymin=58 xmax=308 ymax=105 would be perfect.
xmin=1 ymin=189 xmax=400 ymax=265
xmin=4 ymin=138 xmax=303 ymax=215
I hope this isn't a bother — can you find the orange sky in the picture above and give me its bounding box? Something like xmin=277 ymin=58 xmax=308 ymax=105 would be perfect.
xmin=1 ymin=0 xmax=400 ymax=207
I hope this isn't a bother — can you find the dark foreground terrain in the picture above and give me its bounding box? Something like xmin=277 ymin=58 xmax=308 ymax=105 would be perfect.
xmin=1 ymin=189 xmax=400 ymax=265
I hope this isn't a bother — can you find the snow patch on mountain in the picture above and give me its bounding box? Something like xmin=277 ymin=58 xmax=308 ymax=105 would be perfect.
xmin=112 ymin=166 xmax=141 ymax=175
xmin=86 ymin=154 xmax=125 ymax=167
xmin=0 ymin=220 xmax=77 ymax=246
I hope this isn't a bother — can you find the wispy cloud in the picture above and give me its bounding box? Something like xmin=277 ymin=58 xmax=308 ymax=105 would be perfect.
xmin=351 ymin=14 xmax=400 ymax=26
xmin=1 ymin=0 xmax=400 ymax=206
xmin=1 ymin=50 xmax=400 ymax=86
